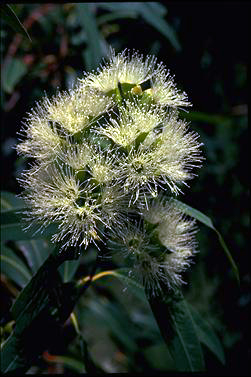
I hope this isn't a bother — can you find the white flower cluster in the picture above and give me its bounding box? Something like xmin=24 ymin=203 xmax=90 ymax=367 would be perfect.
xmin=17 ymin=49 xmax=203 ymax=294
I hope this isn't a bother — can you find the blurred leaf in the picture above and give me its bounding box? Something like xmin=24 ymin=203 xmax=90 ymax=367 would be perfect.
xmin=139 ymin=3 xmax=181 ymax=51
xmin=1 ymin=251 xmax=84 ymax=374
xmin=1 ymin=191 xmax=24 ymax=212
xmin=149 ymin=291 xmax=205 ymax=372
xmin=189 ymin=305 xmax=225 ymax=365
xmin=1 ymin=208 xmax=58 ymax=241
xmin=16 ymin=240 xmax=50 ymax=275
xmin=0 ymin=332 xmax=26 ymax=373
xmin=1 ymin=57 xmax=28 ymax=94
xmin=181 ymin=111 xmax=232 ymax=126
xmin=76 ymin=4 xmax=104 ymax=70
xmin=0 ymin=4 xmax=31 ymax=42
xmin=112 ymin=268 xmax=147 ymax=302
xmin=96 ymin=10 xmax=137 ymax=25
xmin=82 ymin=298 xmax=137 ymax=353
xmin=95 ymin=2 xmax=179 ymax=50
xmin=1 ymin=193 xmax=58 ymax=241
xmin=172 ymin=199 xmax=240 ymax=284
xmin=0 ymin=244 xmax=31 ymax=288
xmin=146 ymin=2 xmax=168 ymax=16
xmin=43 ymin=352 xmax=86 ymax=373
xmin=95 ymin=2 xmax=143 ymax=13
xmin=59 ymin=259 xmax=80 ymax=283
xmin=143 ymin=342 xmax=174 ymax=371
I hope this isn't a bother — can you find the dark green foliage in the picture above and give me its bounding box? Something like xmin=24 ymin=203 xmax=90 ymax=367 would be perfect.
xmin=0 ymin=2 xmax=249 ymax=375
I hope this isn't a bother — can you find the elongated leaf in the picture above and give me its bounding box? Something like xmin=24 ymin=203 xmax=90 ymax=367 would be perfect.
xmin=16 ymin=239 xmax=50 ymax=274
xmin=59 ymin=259 xmax=80 ymax=282
xmin=1 ymin=209 xmax=58 ymax=241
xmin=1 ymin=192 xmax=57 ymax=242
xmin=149 ymin=291 xmax=205 ymax=372
xmin=112 ymin=268 xmax=147 ymax=302
xmin=189 ymin=305 xmax=225 ymax=364
xmin=82 ymin=298 xmax=138 ymax=353
xmin=0 ymin=332 xmax=27 ymax=374
xmin=1 ymin=250 xmax=84 ymax=374
xmin=139 ymin=3 xmax=181 ymax=51
xmin=2 ymin=57 xmax=28 ymax=94
xmin=43 ymin=352 xmax=86 ymax=373
xmin=0 ymin=244 xmax=31 ymax=287
xmin=172 ymin=199 xmax=239 ymax=284
xmin=76 ymin=4 xmax=104 ymax=70
xmin=0 ymin=4 xmax=31 ymax=42
xmin=1 ymin=191 xmax=24 ymax=212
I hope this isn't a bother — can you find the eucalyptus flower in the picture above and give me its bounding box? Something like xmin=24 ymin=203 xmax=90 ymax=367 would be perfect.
xmin=80 ymin=48 xmax=191 ymax=108
xmin=17 ymin=49 xmax=203 ymax=291
xmin=110 ymin=198 xmax=198 ymax=295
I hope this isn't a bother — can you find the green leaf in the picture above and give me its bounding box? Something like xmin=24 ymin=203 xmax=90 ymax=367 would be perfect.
xmin=0 ymin=244 xmax=31 ymax=288
xmin=172 ymin=199 xmax=240 ymax=284
xmin=149 ymin=291 xmax=205 ymax=372
xmin=82 ymin=298 xmax=138 ymax=353
xmin=1 ymin=191 xmax=24 ymax=212
xmin=1 ymin=57 xmax=28 ymax=94
xmin=139 ymin=3 xmax=181 ymax=51
xmin=189 ymin=305 xmax=225 ymax=365
xmin=112 ymin=268 xmax=147 ymax=302
xmin=16 ymin=239 xmax=50 ymax=274
xmin=1 ymin=208 xmax=57 ymax=241
xmin=0 ymin=332 xmax=27 ymax=374
xmin=76 ymin=4 xmax=104 ymax=70
xmin=0 ymin=4 xmax=32 ymax=42
xmin=59 ymin=259 xmax=80 ymax=283
xmin=0 ymin=248 xmax=88 ymax=375
xmin=44 ymin=354 xmax=86 ymax=373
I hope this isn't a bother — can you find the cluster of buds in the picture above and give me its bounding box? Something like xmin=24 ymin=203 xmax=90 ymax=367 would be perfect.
xmin=17 ymin=49 xmax=203 ymax=295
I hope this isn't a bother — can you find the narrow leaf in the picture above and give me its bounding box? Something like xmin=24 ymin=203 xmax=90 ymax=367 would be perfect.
xmin=59 ymin=259 xmax=80 ymax=283
xmin=139 ymin=3 xmax=181 ymax=51
xmin=1 ymin=191 xmax=24 ymax=212
xmin=0 ymin=332 xmax=27 ymax=374
xmin=76 ymin=4 xmax=104 ymax=70
xmin=1 ymin=57 xmax=28 ymax=94
xmin=1 ymin=250 xmax=88 ymax=375
xmin=189 ymin=305 xmax=225 ymax=364
xmin=43 ymin=352 xmax=86 ymax=373
xmin=172 ymin=199 xmax=239 ymax=284
xmin=0 ymin=244 xmax=31 ymax=287
xmin=112 ymin=268 xmax=147 ymax=302
xmin=0 ymin=4 xmax=32 ymax=42
xmin=16 ymin=239 xmax=50 ymax=274
xmin=149 ymin=291 xmax=205 ymax=372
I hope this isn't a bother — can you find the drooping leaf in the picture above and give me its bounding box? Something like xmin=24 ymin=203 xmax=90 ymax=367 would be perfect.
xmin=43 ymin=352 xmax=86 ymax=373
xmin=0 ymin=332 xmax=27 ymax=374
xmin=0 ymin=191 xmax=57 ymax=242
xmin=59 ymin=259 xmax=80 ymax=283
xmin=76 ymin=4 xmax=105 ymax=70
xmin=139 ymin=3 xmax=181 ymax=51
xmin=1 ymin=57 xmax=28 ymax=94
xmin=1 ymin=250 xmax=86 ymax=374
xmin=189 ymin=305 xmax=225 ymax=365
xmin=1 ymin=191 xmax=24 ymax=212
xmin=0 ymin=244 xmax=31 ymax=288
xmin=81 ymin=297 xmax=138 ymax=353
xmin=172 ymin=199 xmax=239 ymax=284
xmin=16 ymin=239 xmax=50 ymax=275
xmin=0 ymin=4 xmax=32 ymax=42
xmin=1 ymin=208 xmax=58 ymax=241
xmin=111 ymin=268 xmax=147 ymax=302
xmin=149 ymin=290 xmax=205 ymax=372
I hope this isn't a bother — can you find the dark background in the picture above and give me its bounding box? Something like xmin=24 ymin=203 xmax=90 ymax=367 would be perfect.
xmin=1 ymin=2 xmax=250 ymax=374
